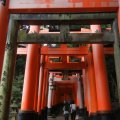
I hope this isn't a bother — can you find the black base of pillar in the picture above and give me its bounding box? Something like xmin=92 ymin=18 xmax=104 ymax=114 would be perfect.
xmin=34 ymin=112 xmax=38 ymax=120
xmin=45 ymin=107 xmax=48 ymax=120
xmin=78 ymin=108 xmax=85 ymax=117
xmin=112 ymin=108 xmax=120 ymax=120
xmin=41 ymin=109 xmax=45 ymax=120
xmin=89 ymin=114 xmax=99 ymax=120
xmin=88 ymin=112 xmax=112 ymax=120
xmin=48 ymin=108 xmax=52 ymax=116
xmin=41 ymin=108 xmax=48 ymax=120
xmin=37 ymin=112 xmax=42 ymax=120
xmin=97 ymin=113 xmax=112 ymax=120
xmin=18 ymin=110 xmax=36 ymax=120
xmin=83 ymin=108 xmax=89 ymax=120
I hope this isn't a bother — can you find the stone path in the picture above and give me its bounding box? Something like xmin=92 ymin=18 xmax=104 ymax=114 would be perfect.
xmin=48 ymin=115 xmax=84 ymax=120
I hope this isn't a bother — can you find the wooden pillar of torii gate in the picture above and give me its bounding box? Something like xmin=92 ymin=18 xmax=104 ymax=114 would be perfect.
xmin=47 ymin=73 xmax=54 ymax=116
xmin=0 ymin=1 xmax=9 ymax=78
xmin=91 ymin=25 xmax=112 ymax=120
xmin=36 ymin=55 xmax=49 ymax=120
xmin=40 ymin=68 xmax=49 ymax=120
xmin=18 ymin=26 xmax=40 ymax=120
xmin=118 ymin=2 xmax=120 ymax=32
xmin=76 ymin=73 xmax=84 ymax=116
xmin=114 ymin=6 xmax=120 ymax=106
xmin=36 ymin=55 xmax=44 ymax=120
xmin=87 ymin=44 xmax=97 ymax=119
xmin=0 ymin=13 xmax=18 ymax=120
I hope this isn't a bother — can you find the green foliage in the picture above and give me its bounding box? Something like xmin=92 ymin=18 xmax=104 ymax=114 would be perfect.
xmin=10 ymin=56 xmax=26 ymax=110
xmin=67 ymin=44 xmax=86 ymax=48
xmin=101 ymin=24 xmax=111 ymax=29
xmin=67 ymin=44 xmax=79 ymax=48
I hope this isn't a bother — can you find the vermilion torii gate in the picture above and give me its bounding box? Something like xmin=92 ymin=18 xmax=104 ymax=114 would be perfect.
xmin=0 ymin=0 xmax=120 ymax=120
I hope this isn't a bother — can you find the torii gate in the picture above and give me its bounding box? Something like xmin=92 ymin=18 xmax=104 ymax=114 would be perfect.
xmin=0 ymin=0 xmax=120 ymax=120
xmin=17 ymin=43 xmax=113 ymax=120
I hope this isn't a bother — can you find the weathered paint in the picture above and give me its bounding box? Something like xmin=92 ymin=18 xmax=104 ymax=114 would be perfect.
xmin=113 ymin=19 xmax=120 ymax=105
xmin=9 ymin=0 xmax=118 ymax=13
xmin=17 ymin=32 xmax=114 ymax=44
xmin=0 ymin=19 xmax=18 ymax=120
xmin=0 ymin=0 xmax=9 ymax=78
xmin=118 ymin=3 xmax=120 ymax=34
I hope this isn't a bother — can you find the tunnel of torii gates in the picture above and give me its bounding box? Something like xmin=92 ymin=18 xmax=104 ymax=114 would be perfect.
xmin=0 ymin=0 xmax=120 ymax=120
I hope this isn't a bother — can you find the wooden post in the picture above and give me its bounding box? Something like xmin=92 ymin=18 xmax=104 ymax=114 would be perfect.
xmin=34 ymin=49 xmax=40 ymax=112
xmin=41 ymin=68 xmax=48 ymax=120
xmin=37 ymin=55 xmax=45 ymax=119
xmin=18 ymin=44 xmax=39 ymax=120
xmin=47 ymin=73 xmax=54 ymax=116
xmin=0 ymin=18 xmax=18 ymax=120
xmin=87 ymin=44 xmax=98 ymax=118
xmin=113 ymin=19 xmax=120 ymax=105
xmin=82 ymin=69 xmax=87 ymax=108
xmin=92 ymin=25 xmax=111 ymax=120
xmin=60 ymin=25 xmax=70 ymax=42
xmin=0 ymin=0 xmax=9 ymax=78
xmin=118 ymin=2 xmax=120 ymax=33
xmin=43 ymin=69 xmax=49 ymax=120
xmin=18 ymin=26 xmax=40 ymax=120
xmin=76 ymin=74 xmax=84 ymax=116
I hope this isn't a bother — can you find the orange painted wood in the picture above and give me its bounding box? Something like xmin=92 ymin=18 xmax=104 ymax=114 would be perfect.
xmin=17 ymin=47 xmax=113 ymax=55
xmin=44 ymin=69 xmax=49 ymax=108
xmin=41 ymin=69 xmax=48 ymax=110
xmin=53 ymin=90 xmax=57 ymax=106
xmin=45 ymin=62 xmax=86 ymax=70
xmin=93 ymin=44 xmax=111 ymax=112
xmin=21 ymin=44 xmax=39 ymax=110
xmin=103 ymin=48 xmax=114 ymax=54
xmin=9 ymin=0 xmax=118 ymax=13
xmin=0 ymin=0 xmax=9 ymax=78
xmin=74 ymin=82 xmax=78 ymax=105
xmin=29 ymin=26 xmax=40 ymax=112
xmin=41 ymin=46 xmax=88 ymax=55
xmin=92 ymin=25 xmax=111 ymax=112
xmin=51 ymin=89 xmax=55 ymax=106
xmin=34 ymin=53 xmax=40 ymax=112
xmin=87 ymin=45 xmax=97 ymax=114
xmin=37 ymin=55 xmax=45 ymax=112
xmin=85 ymin=68 xmax=91 ymax=112
xmin=82 ymin=69 xmax=87 ymax=108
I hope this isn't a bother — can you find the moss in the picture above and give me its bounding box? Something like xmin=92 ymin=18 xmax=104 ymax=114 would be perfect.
xmin=17 ymin=30 xmax=27 ymax=42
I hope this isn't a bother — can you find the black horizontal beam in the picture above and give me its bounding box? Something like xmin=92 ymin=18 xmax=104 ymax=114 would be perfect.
xmin=17 ymin=31 xmax=114 ymax=44
xmin=11 ymin=12 xmax=117 ymax=25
